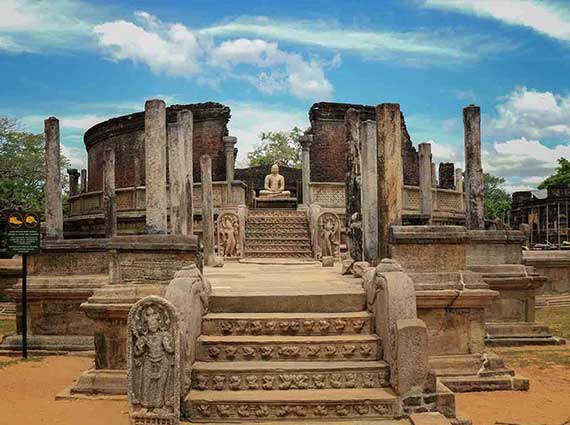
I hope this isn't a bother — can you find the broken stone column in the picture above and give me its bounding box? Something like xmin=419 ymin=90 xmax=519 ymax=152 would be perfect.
xmin=200 ymin=155 xmax=216 ymax=266
xmin=439 ymin=162 xmax=455 ymax=190
xmin=103 ymin=147 xmax=117 ymax=238
xmin=223 ymin=136 xmax=237 ymax=204
xmin=44 ymin=117 xmax=63 ymax=240
xmin=345 ymin=108 xmax=363 ymax=261
xmin=418 ymin=143 xmax=433 ymax=221
xmin=299 ymin=134 xmax=313 ymax=206
xmin=431 ymin=162 xmax=437 ymax=187
xmin=464 ymin=105 xmax=485 ymax=229
xmin=80 ymin=169 xmax=87 ymax=193
xmin=67 ymin=168 xmax=80 ymax=195
xmin=168 ymin=122 xmax=187 ymax=235
xmin=455 ymin=168 xmax=464 ymax=193
xmin=360 ymin=119 xmax=379 ymax=264
xmin=376 ymin=104 xmax=403 ymax=259
xmin=178 ymin=110 xmax=194 ymax=235
xmin=144 ymin=99 xmax=168 ymax=234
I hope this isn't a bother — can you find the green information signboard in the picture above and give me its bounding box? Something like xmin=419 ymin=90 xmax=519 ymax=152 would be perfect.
xmin=7 ymin=212 xmax=40 ymax=255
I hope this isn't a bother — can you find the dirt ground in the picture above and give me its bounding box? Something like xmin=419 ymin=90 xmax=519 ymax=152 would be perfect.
xmin=1 ymin=310 xmax=569 ymax=425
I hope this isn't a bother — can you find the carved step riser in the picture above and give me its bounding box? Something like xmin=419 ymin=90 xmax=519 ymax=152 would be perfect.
xmin=247 ymin=218 xmax=307 ymax=223
xmin=198 ymin=342 xmax=381 ymax=362
xmin=191 ymin=369 xmax=389 ymax=391
xmin=204 ymin=317 xmax=373 ymax=336
xmin=187 ymin=401 xmax=398 ymax=422
xmin=243 ymin=253 xmax=313 ymax=259
xmin=246 ymin=243 xmax=311 ymax=250
xmin=249 ymin=211 xmax=306 ymax=217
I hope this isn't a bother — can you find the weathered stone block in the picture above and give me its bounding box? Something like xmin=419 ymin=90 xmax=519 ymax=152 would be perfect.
xmin=394 ymin=318 xmax=429 ymax=396
xmin=321 ymin=256 xmax=334 ymax=267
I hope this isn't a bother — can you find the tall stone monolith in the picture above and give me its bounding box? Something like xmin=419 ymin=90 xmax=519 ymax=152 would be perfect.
xmin=103 ymin=146 xmax=116 ymax=238
xmin=300 ymin=134 xmax=313 ymax=207
xmin=345 ymin=108 xmax=363 ymax=261
xmin=68 ymin=168 xmax=80 ymax=196
xmin=80 ymin=169 xmax=87 ymax=193
xmin=168 ymin=122 xmax=187 ymax=235
xmin=179 ymin=110 xmax=194 ymax=235
xmin=44 ymin=117 xmax=63 ymax=240
xmin=223 ymin=136 xmax=237 ymax=204
xmin=200 ymin=155 xmax=215 ymax=266
xmin=376 ymin=104 xmax=403 ymax=260
xmin=360 ymin=119 xmax=379 ymax=264
xmin=464 ymin=105 xmax=485 ymax=229
xmin=144 ymin=99 xmax=167 ymax=234
xmin=418 ymin=143 xmax=432 ymax=221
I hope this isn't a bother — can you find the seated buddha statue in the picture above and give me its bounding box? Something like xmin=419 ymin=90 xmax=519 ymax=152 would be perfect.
xmin=259 ymin=164 xmax=291 ymax=198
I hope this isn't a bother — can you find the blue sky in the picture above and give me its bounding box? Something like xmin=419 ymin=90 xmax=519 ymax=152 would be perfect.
xmin=1 ymin=0 xmax=570 ymax=192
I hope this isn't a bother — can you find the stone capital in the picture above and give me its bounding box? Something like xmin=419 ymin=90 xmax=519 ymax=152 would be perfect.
xmin=223 ymin=135 xmax=237 ymax=151
xmin=299 ymin=134 xmax=313 ymax=151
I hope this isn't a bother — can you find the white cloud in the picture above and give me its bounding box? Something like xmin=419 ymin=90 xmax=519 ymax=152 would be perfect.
xmin=522 ymin=176 xmax=546 ymax=184
xmin=60 ymin=115 xmax=109 ymax=130
xmin=201 ymin=16 xmax=507 ymax=63
xmin=488 ymin=87 xmax=570 ymax=140
xmin=227 ymin=102 xmax=308 ymax=166
xmin=418 ymin=139 xmax=462 ymax=165
xmin=61 ymin=143 xmax=86 ymax=169
xmin=0 ymin=0 xmax=98 ymax=53
xmin=424 ymin=0 xmax=570 ymax=42
xmin=93 ymin=14 xmax=334 ymax=100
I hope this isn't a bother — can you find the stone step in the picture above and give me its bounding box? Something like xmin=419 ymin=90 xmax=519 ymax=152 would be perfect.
xmin=183 ymin=421 xmax=409 ymax=425
xmin=203 ymin=312 xmax=373 ymax=336
xmin=244 ymin=250 xmax=313 ymax=258
xmin=244 ymin=236 xmax=311 ymax=242
xmin=246 ymin=231 xmax=310 ymax=239
xmin=197 ymin=335 xmax=381 ymax=362
xmin=185 ymin=388 xmax=399 ymax=422
xmin=191 ymin=360 xmax=390 ymax=391
xmin=439 ymin=375 xmax=528 ymax=392
xmin=210 ymin=292 xmax=365 ymax=314
xmin=248 ymin=210 xmax=307 ymax=217
xmin=246 ymin=225 xmax=309 ymax=233
xmin=246 ymin=242 xmax=311 ymax=250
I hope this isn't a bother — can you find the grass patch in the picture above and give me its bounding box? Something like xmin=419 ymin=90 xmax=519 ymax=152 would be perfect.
xmin=536 ymin=307 xmax=570 ymax=340
xmin=0 ymin=357 xmax=42 ymax=369
xmin=0 ymin=319 xmax=16 ymax=337
xmin=500 ymin=349 xmax=570 ymax=369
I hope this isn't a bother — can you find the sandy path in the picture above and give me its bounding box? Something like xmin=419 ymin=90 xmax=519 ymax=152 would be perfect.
xmin=0 ymin=355 xmax=128 ymax=425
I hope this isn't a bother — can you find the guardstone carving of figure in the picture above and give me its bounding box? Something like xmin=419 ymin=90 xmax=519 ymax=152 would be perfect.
xmin=128 ymin=296 xmax=180 ymax=425
xmin=318 ymin=213 xmax=340 ymax=258
xmin=217 ymin=213 xmax=240 ymax=257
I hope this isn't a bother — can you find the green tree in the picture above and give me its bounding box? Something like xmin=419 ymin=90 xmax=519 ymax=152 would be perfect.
xmin=247 ymin=127 xmax=304 ymax=168
xmin=0 ymin=117 xmax=70 ymax=212
xmin=538 ymin=158 xmax=570 ymax=190
xmin=484 ymin=173 xmax=512 ymax=221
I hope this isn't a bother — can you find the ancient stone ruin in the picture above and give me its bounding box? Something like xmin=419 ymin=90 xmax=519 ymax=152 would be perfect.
xmin=1 ymin=97 xmax=566 ymax=425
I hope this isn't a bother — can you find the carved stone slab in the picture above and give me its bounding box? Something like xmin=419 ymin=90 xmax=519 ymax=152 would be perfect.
xmin=317 ymin=212 xmax=341 ymax=259
xmin=216 ymin=212 xmax=241 ymax=258
xmin=128 ymin=296 xmax=180 ymax=425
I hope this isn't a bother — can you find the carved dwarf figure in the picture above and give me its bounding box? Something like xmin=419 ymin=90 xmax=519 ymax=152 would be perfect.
xmin=259 ymin=164 xmax=291 ymax=198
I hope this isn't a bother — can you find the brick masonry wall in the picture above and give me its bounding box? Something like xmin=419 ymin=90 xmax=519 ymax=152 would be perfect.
xmin=439 ymin=163 xmax=455 ymax=189
xmin=85 ymin=102 xmax=230 ymax=191
xmin=309 ymin=102 xmax=420 ymax=185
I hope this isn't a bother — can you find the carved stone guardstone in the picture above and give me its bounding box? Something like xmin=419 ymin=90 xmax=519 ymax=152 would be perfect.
xmin=128 ymin=295 xmax=180 ymax=425
xmin=317 ymin=212 xmax=341 ymax=259
xmin=217 ymin=212 xmax=241 ymax=258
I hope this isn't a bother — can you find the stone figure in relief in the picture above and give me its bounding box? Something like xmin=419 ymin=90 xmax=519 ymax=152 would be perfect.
xmin=131 ymin=302 xmax=176 ymax=413
xmin=259 ymin=164 xmax=291 ymax=198
xmin=320 ymin=213 xmax=340 ymax=258
xmin=219 ymin=213 xmax=239 ymax=257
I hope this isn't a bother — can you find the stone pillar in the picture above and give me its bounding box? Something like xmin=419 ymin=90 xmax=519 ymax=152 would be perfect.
xmin=223 ymin=136 xmax=237 ymax=204
xmin=418 ymin=143 xmax=433 ymax=221
xmin=144 ymin=99 xmax=168 ymax=234
xmin=299 ymin=134 xmax=313 ymax=207
xmin=464 ymin=105 xmax=485 ymax=229
xmin=431 ymin=161 xmax=437 ymax=187
xmin=44 ymin=117 xmax=63 ymax=240
xmin=80 ymin=169 xmax=87 ymax=193
xmin=103 ymin=146 xmax=117 ymax=238
xmin=67 ymin=168 xmax=80 ymax=195
xmin=376 ymin=104 xmax=403 ymax=260
xmin=360 ymin=120 xmax=379 ymax=264
xmin=178 ymin=110 xmax=194 ymax=235
xmin=345 ymin=108 xmax=363 ymax=261
xmin=168 ymin=122 xmax=187 ymax=235
xmin=455 ymin=168 xmax=464 ymax=193
xmin=200 ymin=155 xmax=215 ymax=266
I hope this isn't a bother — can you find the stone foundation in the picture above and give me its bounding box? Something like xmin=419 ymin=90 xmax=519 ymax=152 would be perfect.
xmin=0 ymin=239 xmax=108 ymax=353
xmin=523 ymin=250 xmax=570 ymax=294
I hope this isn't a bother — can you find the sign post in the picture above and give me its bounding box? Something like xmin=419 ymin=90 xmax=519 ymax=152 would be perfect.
xmin=6 ymin=212 xmax=40 ymax=359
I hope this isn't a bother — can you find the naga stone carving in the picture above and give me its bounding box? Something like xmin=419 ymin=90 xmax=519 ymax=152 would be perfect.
xmin=217 ymin=212 xmax=241 ymax=257
xmin=318 ymin=212 xmax=341 ymax=258
xmin=128 ymin=296 xmax=180 ymax=425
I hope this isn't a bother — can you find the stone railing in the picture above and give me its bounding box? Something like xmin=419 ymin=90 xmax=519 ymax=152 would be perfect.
xmin=309 ymin=182 xmax=345 ymax=209
xmin=68 ymin=181 xmax=247 ymax=216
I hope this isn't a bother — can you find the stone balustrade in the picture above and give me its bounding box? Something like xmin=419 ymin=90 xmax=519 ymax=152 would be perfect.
xmin=68 ymin=181 xmax=247 ymax=217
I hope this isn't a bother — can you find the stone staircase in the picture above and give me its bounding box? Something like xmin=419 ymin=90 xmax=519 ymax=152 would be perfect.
xmin=185 ymin=308 xmax=400 ymax=422
xmin=244 ymin=210 xmax=313 ymax=259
